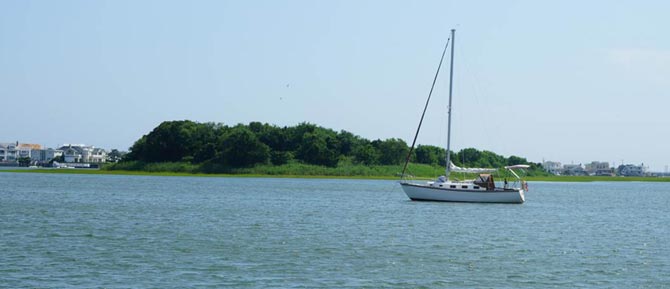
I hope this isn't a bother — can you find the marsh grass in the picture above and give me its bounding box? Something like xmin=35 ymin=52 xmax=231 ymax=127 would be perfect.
xmin=4 ymin=163 xmax=669 ymax=182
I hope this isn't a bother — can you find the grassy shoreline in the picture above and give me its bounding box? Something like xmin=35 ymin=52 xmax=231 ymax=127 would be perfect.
xmin=0 ymin=168 xmax=395 ymax=180
xmin=2 ymin=168 xmax=670 ymax=182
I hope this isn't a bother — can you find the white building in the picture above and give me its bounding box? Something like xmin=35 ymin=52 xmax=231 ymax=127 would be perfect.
xmin=585 ymin=161 xmax=612 ymax=176
xmin=617 ymin=164 xmax=646 ymax=177
xmin=563 ymin=164 xmax=587 ymax=176
xmin=0 ymin=142 xmax=18 ymax=162
xmin=542 ymin=161 xmax=563 ymax=175
xmin=59 ymin=144 xmax=107 ymax=163
xmin=1 ymin=142 xmax=41 ymax=163
xmin=17 ymin=143 xmax=41 ymax=159
xmin=30 ymin=148 xmax=64 ymax=163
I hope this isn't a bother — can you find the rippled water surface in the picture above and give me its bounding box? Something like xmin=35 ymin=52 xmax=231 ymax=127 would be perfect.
xmin=1 ymin=172 xmax=669 ymax=288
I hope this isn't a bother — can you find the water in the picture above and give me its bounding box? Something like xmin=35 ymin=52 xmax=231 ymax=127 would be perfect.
xmin=1 ymin=173 xmax=669 ymax=288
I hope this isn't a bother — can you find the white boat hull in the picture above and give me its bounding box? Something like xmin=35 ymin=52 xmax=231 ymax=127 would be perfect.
xmin=400 ymin=182 xmax=525 ymax=203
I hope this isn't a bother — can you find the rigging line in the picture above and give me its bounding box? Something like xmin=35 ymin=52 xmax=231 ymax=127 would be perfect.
xmin=401 ymin=37 xmax=451 ymax=178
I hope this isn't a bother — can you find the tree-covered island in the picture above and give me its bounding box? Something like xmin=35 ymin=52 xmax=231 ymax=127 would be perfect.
xmin=105 ymin=120 xmax=547 ymax=178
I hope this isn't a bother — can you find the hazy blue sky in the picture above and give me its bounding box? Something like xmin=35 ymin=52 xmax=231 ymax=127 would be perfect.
xmin=2 ymin=1 xmax=669 ymax=171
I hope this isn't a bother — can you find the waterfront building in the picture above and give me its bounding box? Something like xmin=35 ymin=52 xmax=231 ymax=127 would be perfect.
xmin=617 ymin=164 xmax=646 ymax=177
xmin=17 ymin=143 xmax=42 ymax=159
xmin=0 ymin=142 xmax=18 ymax=162
xmin=58 ymin=144 xmax=107 ymax=163
xmin=585 ymin=161 xmax=612 ymax=176
xmin=542 ymin=161 xmax=562 ymax=175
xmin=1 ymin=142 xmax=41 ymax=163
xmin=563 ymin=164 xmax=587 ymax=176
xmin=30 ymin=148 xmax=64 ymax=163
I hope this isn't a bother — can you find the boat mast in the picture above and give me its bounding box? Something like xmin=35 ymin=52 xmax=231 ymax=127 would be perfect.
xmin=399 ymin=32 xmax=451 ymax=179
xmin=445 ymin=29 xmax=455 ymax=179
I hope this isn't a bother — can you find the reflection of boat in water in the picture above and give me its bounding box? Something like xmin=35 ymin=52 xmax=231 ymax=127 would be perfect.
xmin=399 ymin=29 xmax=528 ymax=204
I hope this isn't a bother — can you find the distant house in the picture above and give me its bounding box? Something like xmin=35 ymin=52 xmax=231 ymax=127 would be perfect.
xmin=1 ymin=142 xmax=41 ymax=163
xmin=30 ymin=148 xmax=63 ymax=164
xmin=585 ymin=161 xmax=612 ymax=176
xmin=542 ymin=161 xmax=562 ymax=175
xmin=617 ymin=164 xmax=646 ymax=177
xmin=58 ymin=144 xmax=107 ymax=163
xmin=563 ymin=164 xmax=587 ymax=176
xmin=18 ymin=143 xmax=41 ymax=159
xmin=0 ymin=142 xmax=18 ymax=163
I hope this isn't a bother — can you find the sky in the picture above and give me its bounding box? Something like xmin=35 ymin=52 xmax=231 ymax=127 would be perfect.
xmin=1 ymin=0 xmax=669 ymax=171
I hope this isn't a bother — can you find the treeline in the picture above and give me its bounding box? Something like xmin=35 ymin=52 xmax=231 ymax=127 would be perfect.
xmin=116 ymin=120 xmax=543 ymax=174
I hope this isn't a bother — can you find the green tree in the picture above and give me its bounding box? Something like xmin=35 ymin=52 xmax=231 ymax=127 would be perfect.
xmin=415 ymin=145 xmax=446 ymax=166
xmin=285 ymin=122 xmax=317 ymax=151
xmin=353 ymin=142 xmax=379 ymax=165
xmin=455 ymin=148 xmax=481 ymax=166
xmin=107 ymin=149 xmax=125 ymax=162
xmin=506 ymin=155 xmax=527 ymax=166
xmin=336 ymin=130 xmax=358 ymax=156
xmin=117 ymin=119 xmax=550 ymax=175
xmin=375 ymin=138 xmax=409 ymax=165
xmin=252 ymin=122 xmax=289 ymax=152
xmin=18 ymin=157 xmax=31 ymax=167
xmin=477 ymin=150 xmax=506 ymax=167
xmin=193 ymin=143 xmax=217 ymax=163
xmin=127 ymin=120 xmax=201 ymax=162
xmin=452 ymin=148 xmax=508 ymax=168
xmin=296 ymin=131 xmax=340 ymax=167
xmin=189 ymin=122 xmax=227 ymax=163
xmin=217 ymin=126 xmax=270 ymax=167
xmin=270 ymin=151 xmax=293 ymax=165
xmin=125 ymin=135 xmax=147 ymax=161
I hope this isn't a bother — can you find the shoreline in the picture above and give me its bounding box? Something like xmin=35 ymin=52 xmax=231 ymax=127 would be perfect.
xmin=2 ymin=168 xmax=670 ymax=182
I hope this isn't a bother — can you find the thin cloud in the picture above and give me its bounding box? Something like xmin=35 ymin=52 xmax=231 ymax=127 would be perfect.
xmin=607 ymin=48 xmax=670 ymax=85
xmin=608 ymin=48 xmax=670 ymax=68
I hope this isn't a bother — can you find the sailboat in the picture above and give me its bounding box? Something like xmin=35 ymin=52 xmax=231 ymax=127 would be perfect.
xmin=399 ymin=29 xmax=528 ymax=203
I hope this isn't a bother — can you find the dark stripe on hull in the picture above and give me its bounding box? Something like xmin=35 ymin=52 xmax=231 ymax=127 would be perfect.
xmin=409 ymin=197 xmax=521 ymax=204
